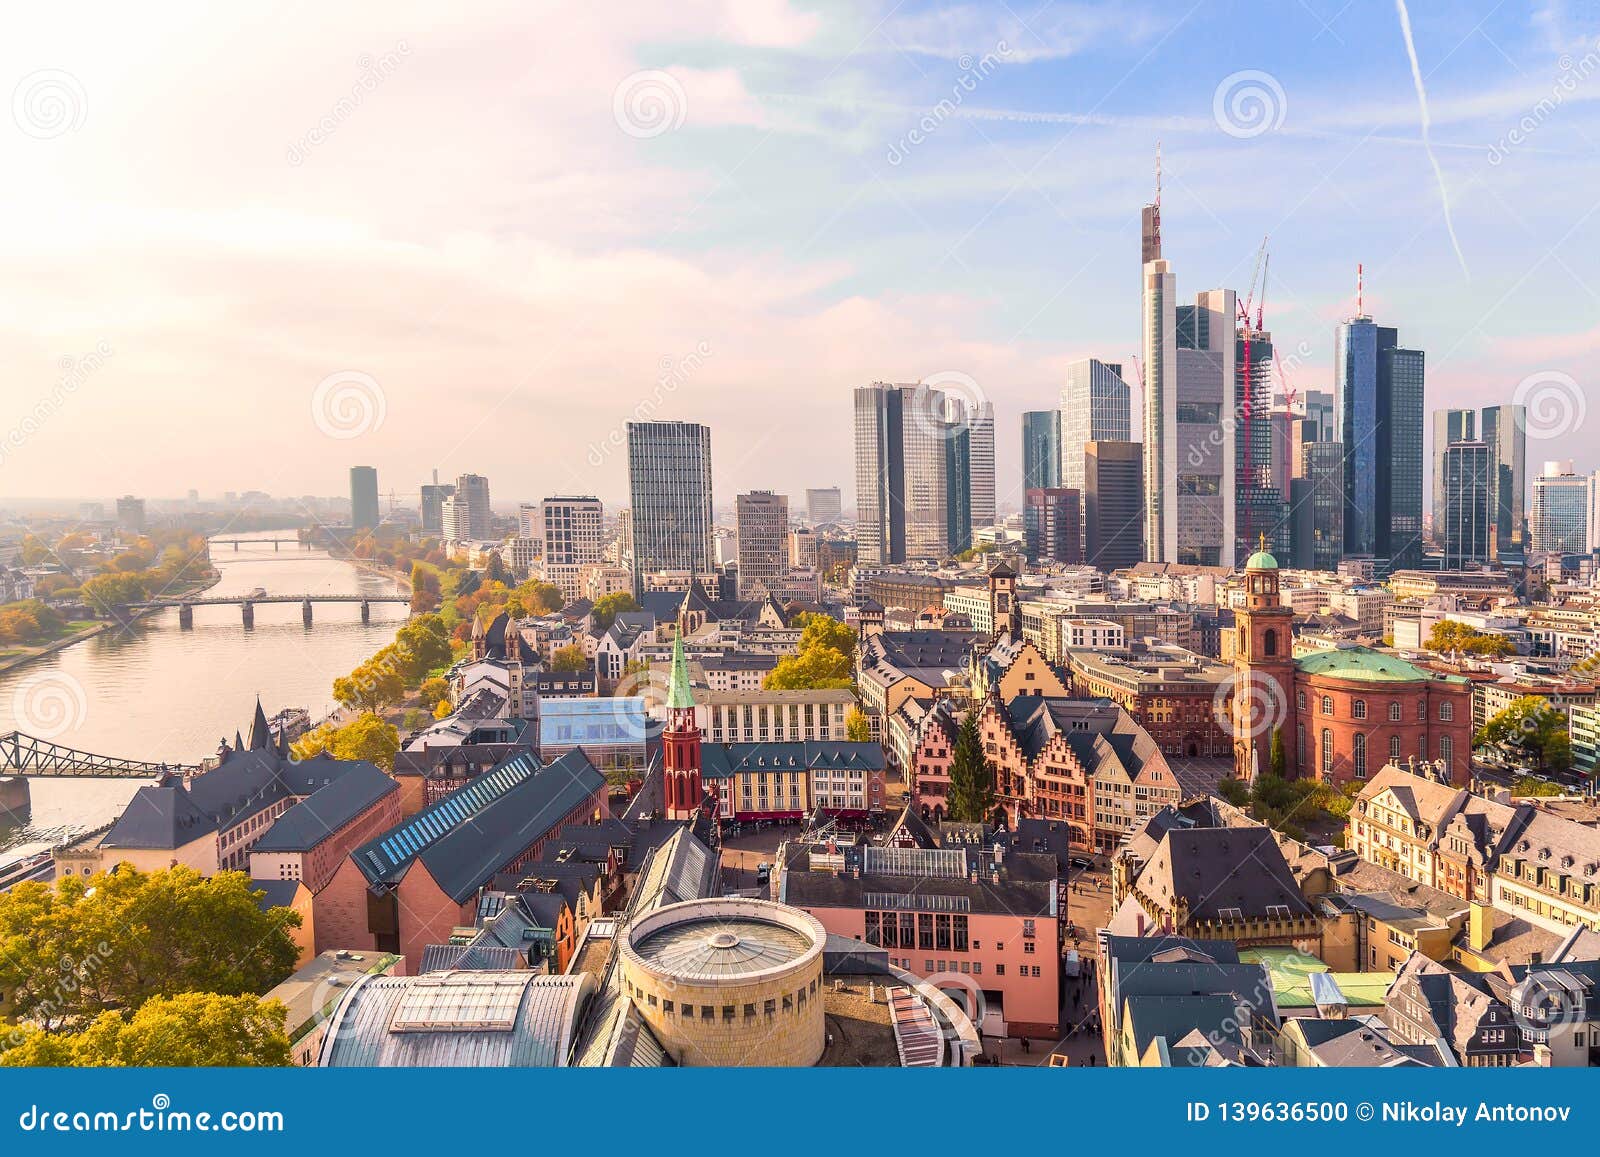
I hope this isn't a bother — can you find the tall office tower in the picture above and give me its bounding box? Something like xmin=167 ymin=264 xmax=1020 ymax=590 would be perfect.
xmin=1439 ymin=442 xmax=1492 ymax=568
xmin=419 ymin=470 xmax=453 ymax=534
xmin=1022 ymin=410 xmax=1061 ymax=492
xmin=627 ymin=421 xmax=714 ymax=592
xmin=1590 ymin=471 xmax=1600 ymax=555
xmin=1084 ymin=441 xmax=1144 ymax=572
xmin=1334 ymin=312 xmax=1425 ymax=570
xmin=1142 ymin=251 xmax=1237 ymax=566
xmin=441 ymin=473 xmax=492 ymax=540
xmin=1060 ymin=359 xmax=1132 ymax=495
xmin=115 ymin=495 xmax=146 ymax=531
xmin=944 ymin=397 xmax=972 ymax=556
xmin=1023 ymin=488 xmax=1083 ymax=565
xmin=1531 ymin=460 xmax=1591 ymax=556
xmin=1234 ymin=323 xmax=1288 ymax=563
xmin=1298 ymin=389 xmax=1337 ymax=442
xmin=349 ymin=466 xmax=380 ymax=529
xmin=805 ymin=487 xmax=842 ymax=527
xmin=1289 ymin=437 xmax=1345 ymax=573
xmin=1267 ymin=405 xmax=1296 ymax=500
xmin=854 ymin=382 xmax=953 ymax=564
xmin=735 ymin=490 xmax=789 ymax=600
xmin=539 ymin=495 xmax=603 ymax=600
xmin=968 ymin=401 xmax=995 ymax=529
xmin=1431 ymin=409 xmax=1476 ymax=548
xmin=1480 ymin=404 xmax=1527 ymax=561
xmin=789 ymin=526 xmax=818 ymax=570
xmin=517 ymin=503 xmax=541 ymax=538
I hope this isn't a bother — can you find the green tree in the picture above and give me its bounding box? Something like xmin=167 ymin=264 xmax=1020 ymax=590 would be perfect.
xmin=1428 ymin=621 xmax=1514 ymax=659
xmin=765 ymin=612 xmax=856 ymax=690
xmin=1269 ymin=727 xmax=1286 ymax=779
xmin=1 ymin=993 xmax=290 ymax=1067
xmin=0 ymin=868 xmax=300 ymax=1030
xmin=292 ymin=713 xmax=400 ymax=770
xmin=79 ymin=571 xmax=148 ymax=612
xmin=1477 ymin=696 xmax=1572 ymax=773
xmin=394 ymin=614 xmax=453 ymax=683
xmin=1512 ymin=776 xmax=1565 ymax=798
xmin=550 ymin=644 xmax=589 ymax=673
xmin=483 ymin=552 xmax=513 ymax=586
xmin=845 ymin=706 xmax=872 ymax=743
xmin=591 ymin=591 xmax=642 ymax=631
xmin=417 ymin=676 xmax=451 ymax=709
xmin=518 ymin=581 xmax=565 ymax=615
xmin=946 ymin=711 xmax=995 ymax=824
xmin=332 ymin=646 xmax=407 ymax=713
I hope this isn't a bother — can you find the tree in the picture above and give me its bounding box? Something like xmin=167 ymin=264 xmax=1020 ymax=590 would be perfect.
xmin=78 ymin=571 xmax=148 ymax=612
xmin=946 ymin=711 xmax=995 ymax=824
xmin=765 ymin=612 xmax=856 ymax=690
xmin=1269 ymin=727 xmax=1286 ymax=778
xmin=1 ymin=993 xmax=291 ymax=1067
xmin=292 ymin=713 xmax=400 ymax=770
xmin=846 ymin=706 xmax=872 ymax=743
xmin=394 ymin=614 xmax=453 ymax=683
xmin=332 ymin=646 xmax=407 ymax=713
xmin=1428 ymin=621 xmax=1514 ymax=659
xmin=0 ymin=867 xmax=299 ymax=1030
xmin=518 ymin=581 xmax=565 ymax=615
xmin=434 ymin=698 xmax=454 ymax=720
xmin=418 ymin=676 xmax=451 ymax=709
xmin=1477 ymin=696 xmax=1572 ymax=773
xmin=1512 ymin=776 xmax=1565 ymax=798
xmin=550 ymin=644 xmax=589 ymax=673
xmin=591 ymin=591 xmax=641 ymax=631
xmin=483 ymin=552 xmax=513 ymax=586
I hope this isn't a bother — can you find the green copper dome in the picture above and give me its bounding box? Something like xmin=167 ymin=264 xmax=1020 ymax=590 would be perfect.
xmin=1245 ymin=548 xmax=1278 ymax=571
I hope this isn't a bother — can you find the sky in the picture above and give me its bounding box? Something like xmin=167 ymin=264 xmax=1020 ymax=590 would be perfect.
xmin=3 ymin=0 xmax=1599 ymax=517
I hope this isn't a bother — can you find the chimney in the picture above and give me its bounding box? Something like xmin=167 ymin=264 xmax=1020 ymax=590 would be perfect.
xmin=1468 ymin=901 xmax=1493 ymax=952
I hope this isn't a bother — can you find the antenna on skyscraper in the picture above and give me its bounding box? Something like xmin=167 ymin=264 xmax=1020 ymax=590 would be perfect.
xmin=1356 ymin=263 xmax=1364 ymax=318
xmin=1153 ymin=141 xmax=1162 ymax=250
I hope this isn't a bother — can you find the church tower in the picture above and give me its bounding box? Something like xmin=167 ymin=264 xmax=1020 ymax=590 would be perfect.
xmin=1233 ymin=538 xmax=1297 ymax=783
xmin=662 ymin=627 xmax=703 ymax=820
xmin=987 ymin=556 xmax=1019 ymax=641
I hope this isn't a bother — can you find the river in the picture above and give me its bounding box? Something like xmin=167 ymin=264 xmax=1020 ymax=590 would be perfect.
xmin=0 ymin=532 xmax=408 ymax=858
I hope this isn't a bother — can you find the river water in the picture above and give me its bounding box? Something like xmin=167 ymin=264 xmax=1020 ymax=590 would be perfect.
xmin=0 ymin=532 xmax=407 ymax=857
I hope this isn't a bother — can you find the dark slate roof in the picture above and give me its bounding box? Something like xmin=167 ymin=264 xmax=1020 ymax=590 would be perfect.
xmin=639 ymin=591 xmax=686 ymax=620
xmin=418 ymin=943 xmax=525 ymax=973
xmin=1003 ymin=696 xmax=1121 ymax=761
xmin=102 ymin=749 xmax=376 ymax=850
xmin=253 ymin=763 xmax=399 ymax=853
xmin=351 ymin=749 xmax=605 ymax=903
xmin=1135 ymin=827 xmax=1313 ymax=921
xmin=249 ymin=879 xmax=304 ymax=911
xmin=779 ymin=841 xmax=1056 ymax=918
xmin=700 ymin=740 xmax=886 ymax=780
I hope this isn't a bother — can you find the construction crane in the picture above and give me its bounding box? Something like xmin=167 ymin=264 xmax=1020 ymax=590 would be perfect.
xmin=1235 ymin=237 xmax=1271 ymax=549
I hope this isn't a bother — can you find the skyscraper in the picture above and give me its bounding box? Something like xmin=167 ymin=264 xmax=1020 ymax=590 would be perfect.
xmin=968 ymin=400 xmax=995 ymax=530
xmin=1289 ymin=435 xmax=1345 ymax=572
xmin=1439 ymin=441 xmax=1491 ymax=568
xmin=1431 ymin=408 xmax=1476 ymax=548
xmin=627 ymin=421 xmax=714 ymax=592
xmin=735 ymin=490 xmax=788 ymax=600
xmin=540 ymin=496 xmax=603 ymax=600
xmin=1480 ymin=404 xmax=1527 ymax=561
xmin=944 ymin=398 xmax=972 ymax=556
xmin=420 ymin=471 xmax=453 ymax=534
xmin=1060 ymin=359 xmax=1132 ymax=495
xmin=1084 ymin=441 xmax=1144 ymax=572
xmin=1023 ymin=488 xmax=1082 ymax=565
xmin=1142 ymin=252 xmax=1236 ymax=567
xmin=442 ymin=473 xmax=492 ymax=541
xmin=1531 ymin=461 xmax=1591 ymax=556
xmin=853 ymin=382 xmax=956 ymax=564
xmin=350 ymin=466 xmax=379 ymax=530
xmin=1334 ymin=313 xmax=1424 ymax=570
xmin=1298 ymin=389 xmax=1336 ymax=442
xmin=1235 ymin=322 xmax=1287 ymax=563
xmin=804 ymin=487 xmax=842 ymax=527
xmin=1021 ymin=410 xmax=1061 ymax=492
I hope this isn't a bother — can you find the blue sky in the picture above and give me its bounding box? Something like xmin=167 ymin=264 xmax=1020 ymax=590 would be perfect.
xmin=2 ymin=0 xmax=1597 ymax=512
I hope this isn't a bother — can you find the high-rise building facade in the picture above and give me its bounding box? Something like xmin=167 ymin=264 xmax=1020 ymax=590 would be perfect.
xmin=1480 ymin=404 xmax=1527 ymax=561
xmin=968 ymin=401 xmax=995 ymax=530
xmin=1298 ymin=389 xmax=1336 ymax=442
xmin=804 ymin=487 xmax=842 ymax=527
xmin=1531 ymin=461 xmax=1591 ymax=556
xmin=853 ymin=383 xmax=956 ymax=564
xmin=735 ymin=490 xmax=789 ymax=600
xmin=1289 ymin=435 xmax=1345 ymax=573
xmin=1060 ymin=359 xmax=1132 ymax=494
xmin=1142 ymin=256 xmax=1236 ymax=567
xmin=349 ymin=466 xmax=379 ymax=530
xmin=1023 ymin=488 xmax=1083 ymax=566
xmin=441 ymin=473 xmax=492 ymax=541
xmin=539 ymin=496 xmax=603 ymax=600
xmin=1084 ymin=441 xmax=1144 ymax=572
xmin=1334 ymin=316 xmax=1424 ymax=570
xmin=420 ymin=476 xmax=454 ymax=534
xmin=627 ymin=421 xmax=714 ymax=593
xmin=1021 ymin=410 xmax=1061 ymax=492
xmin=1234 ymin=324 xmax=1287 ymax=563
xmin=1439 ymin=441 xmax=1492 ymax=568
xmin=1431 ymin=408 xmax=1476 ymax=548
xmin=115 ymin=495 xmax=146 ymax=531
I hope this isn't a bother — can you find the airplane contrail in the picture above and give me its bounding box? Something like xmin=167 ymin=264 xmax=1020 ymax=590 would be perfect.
xmin=1395 ymin=0 xmax=1469 ymax=278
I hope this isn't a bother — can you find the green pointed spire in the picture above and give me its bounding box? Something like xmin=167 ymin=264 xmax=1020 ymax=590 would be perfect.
xmin=667 ymin=627 xmax=695 ymax=709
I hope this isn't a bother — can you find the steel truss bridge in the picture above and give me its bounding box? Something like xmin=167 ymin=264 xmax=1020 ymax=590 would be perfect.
xmin=0 ymin=732 xmax=197 ymax=778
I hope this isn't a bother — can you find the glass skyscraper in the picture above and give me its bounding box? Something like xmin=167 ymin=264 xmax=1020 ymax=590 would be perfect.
xmin=1335 ymin=317 xmax=1424 ymax=570
xmin=1431 ymin=408 xmax=1475 ymax=549
xmin=1022 ymin=410 xmax=1061 ymax=492
xmin=626 ymin=421 xmax=713 ymax=592
xmin=853 ymin=382 xmax=957 ymax=564
xmin=1060 ymin=358 xmax=1131 ymax=494
xmin=1440 ymin=441 xmax=1492 ymax=568
xmin=1531 ymin=461 xmax=1590 ymax=556
xmin=1480 ymin=404 xmax=1527 ymax=561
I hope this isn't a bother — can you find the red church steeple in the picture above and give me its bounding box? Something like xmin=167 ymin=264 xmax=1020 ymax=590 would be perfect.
xmin=661 ymin=621 xmax=702 ymax=820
